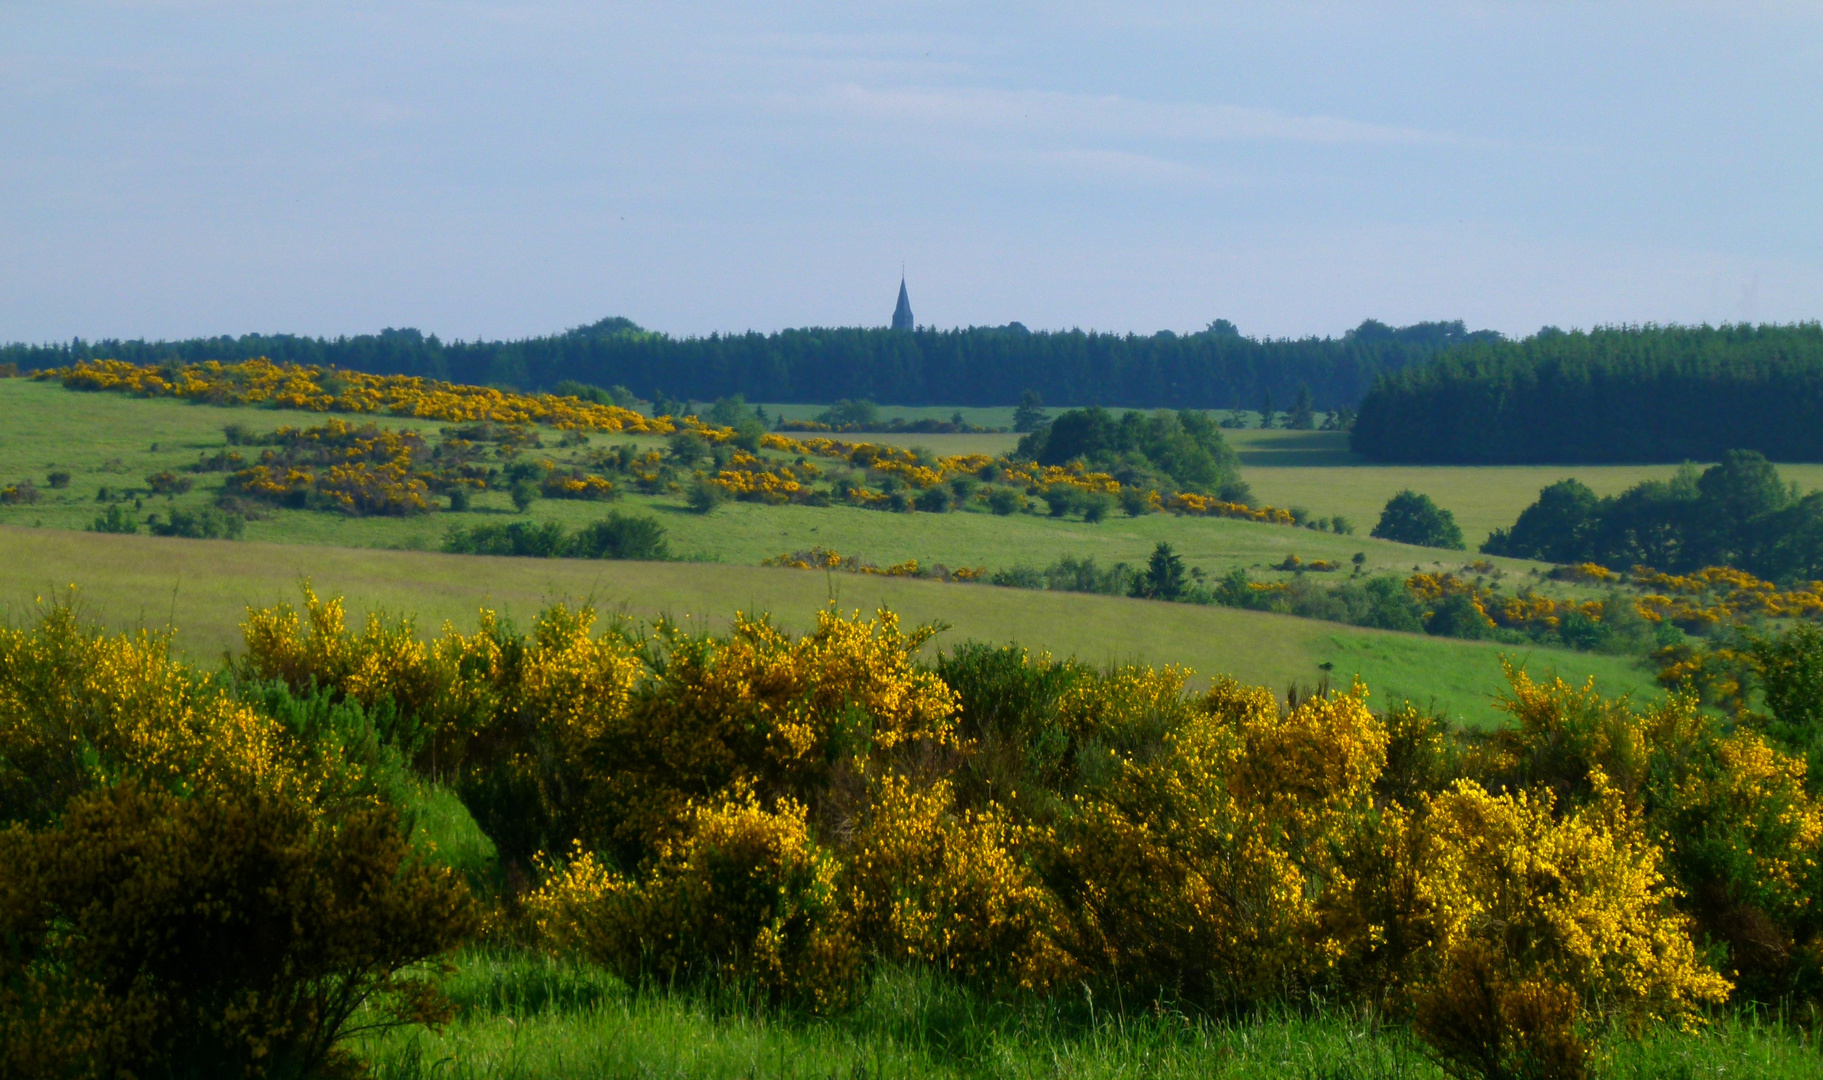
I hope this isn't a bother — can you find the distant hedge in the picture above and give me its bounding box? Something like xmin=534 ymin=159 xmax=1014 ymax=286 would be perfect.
xmin=1350 ymin=324 xmax=1823 ymax=463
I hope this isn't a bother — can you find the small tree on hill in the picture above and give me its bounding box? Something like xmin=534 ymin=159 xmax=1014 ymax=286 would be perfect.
xmin=1371 ymin=490 xmax=1465 ymax=549
xmin=1258 ymin=390 xmax=1276 ymax=429
xmin=1288 ymin=384 xmax=1315 ymax=430
xmin=1012 ymin=390 xmax=1046 ymax=433
xmin=1132 ymin=541 xmax=1187 ymax=600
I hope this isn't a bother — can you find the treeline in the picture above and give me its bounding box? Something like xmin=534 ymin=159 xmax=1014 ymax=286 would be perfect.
xmin=1352 ymin=323 xmax=1823 ymax=463
xmin=1484 ymin=450 xmax=1823 ymax=580
xmin=0 ymin=316 xmax=1496 ymax=410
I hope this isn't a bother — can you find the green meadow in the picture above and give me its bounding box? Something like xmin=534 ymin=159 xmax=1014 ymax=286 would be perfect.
xmin=0 ymin=376 xmax=1694 ymax=582
xmin=348 ymin=951 xmax=1820 ymax=1080
xmin=0 ymin=375 xmax=1686 ymax=726
xmin=0 ymin=525 xmax=1656 ymax=728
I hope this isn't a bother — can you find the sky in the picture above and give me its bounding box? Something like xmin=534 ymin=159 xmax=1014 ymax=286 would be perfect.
xmin=2 ymin=1 xmax=1820 ymax=342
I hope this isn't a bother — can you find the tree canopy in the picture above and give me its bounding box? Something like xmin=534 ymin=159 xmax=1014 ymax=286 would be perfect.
xmin=1015 ymin=407 xmax=1247 ymax=499
xmin=1484 ymin=450 xmax=1823 ymax=580
xmin=1370 ymin=491 xmax=1466 ymax=550
xmin=1351 ymin=323 xmax=1823 ymax=463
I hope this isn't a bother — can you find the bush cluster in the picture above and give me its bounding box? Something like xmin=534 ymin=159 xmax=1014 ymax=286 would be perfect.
xmin=1013 ymin=406 xmax=1250 ymax=502
xmin=220 ymin=589 xmax=1823 ymax=1077
xmin=1485 ymin=451 xmax=1823 ymax=581
xmin=440 ymin=511 xmax=669 ymax=561
xmin=0 ymin=604 xmax=476 ymax=1078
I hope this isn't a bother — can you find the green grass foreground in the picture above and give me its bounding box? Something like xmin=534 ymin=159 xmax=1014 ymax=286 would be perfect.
xmin=355 ymin=952 xmax=1821 ymax=1080
xmin=0 ymin=525 xmax=1657 ymax=728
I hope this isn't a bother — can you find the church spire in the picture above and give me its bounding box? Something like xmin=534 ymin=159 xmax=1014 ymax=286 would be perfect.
xmin=891 ymin=276 xmax=914 ymax=331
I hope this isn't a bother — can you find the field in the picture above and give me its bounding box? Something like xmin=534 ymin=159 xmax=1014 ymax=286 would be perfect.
xmin=8 ymin=372 xmax=1823 ymax=1079
xmin=0 ymin=373 xmax=1723 ymax=726
xmin=1 ymin=376 xmax=1745 ymax=579
xmin=0 ymin=525 xmax=1657 ymax=728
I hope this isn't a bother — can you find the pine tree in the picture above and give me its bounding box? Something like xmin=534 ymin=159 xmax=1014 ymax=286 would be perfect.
xmin=1288 ymin=384 xmax=1315 ymax=430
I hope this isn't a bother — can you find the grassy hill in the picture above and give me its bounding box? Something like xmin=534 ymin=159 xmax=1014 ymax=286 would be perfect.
xmin=0 ymin=525 xmax=1658 ymax=728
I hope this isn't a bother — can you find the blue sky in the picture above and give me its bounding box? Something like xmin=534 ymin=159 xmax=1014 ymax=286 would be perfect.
xmin=3 ymin=2 xmax=1819 ymax=341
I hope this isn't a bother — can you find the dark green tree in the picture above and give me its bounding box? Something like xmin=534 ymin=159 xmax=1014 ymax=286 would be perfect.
xmin=1287 ymin=384 xmax=1315 ymax=430
xmin=1132 ymin=542 xmax=1187 ymax=600
xmin=1481 ymin=479 xmax=1601 ymax=562
xmin=1749 ymin=624 xmax=1823 ymax=775
xmin=1371 ymin=490 xmax=1465 ymax=549
xmin=1012 ymin=390 xmax=1046 ymax=433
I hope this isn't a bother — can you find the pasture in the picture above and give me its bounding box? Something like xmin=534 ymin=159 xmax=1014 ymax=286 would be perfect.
xmin=0 ymin=378 xmax=1538 ymax=579
xmin=0 ymin=524 xmax=1657 ymax=729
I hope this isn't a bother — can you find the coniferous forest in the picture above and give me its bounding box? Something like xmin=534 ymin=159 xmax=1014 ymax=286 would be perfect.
xmin=0 ymin=317 xmax=1494 ymax=411
xmin=1351 ymin=323 xmax=1823 ymax=463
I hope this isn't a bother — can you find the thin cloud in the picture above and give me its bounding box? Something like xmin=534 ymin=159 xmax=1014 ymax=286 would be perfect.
xmin=810 ymin=84 xmax=1505 ymax=149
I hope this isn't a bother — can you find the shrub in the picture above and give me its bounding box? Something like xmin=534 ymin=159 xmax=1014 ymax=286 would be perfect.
xmin=539 ymin=467 xmax=617 ymax=501
xmin=0 ymin=603 xmax=478 ymax=1077
xmin=446 ymin=486 xmax=471 ymax=511
xmin=1751 ymin=623 xmax=1823 ymax=768
xmin=730 ymin=418 xmax=767 ymax=453
xmin=510 ymin=479 xmax=538 ymax=512
xmin=150 ymin=506 xmax=245 ymax=539
xmin=1119 ymin=486 xmax=1154 ymax=517
xmin=0 ymin=783 xmax=476 ymax=1080
xmin=572 ymin=512 xmax=670 ymax=560
xmin=845 ymin=775 xmax=1077 ymax=992
xmin=1410 ymin=776 xmax=1730 ymax=1075
xmin=88 ymin=505 xmax=138 ymax=534
xmin=989 ymin=565 xmax=1046 ymax=589
xmin=531 ymin=790 xmax=857 ymax=1007
xmin=1372 ymin=489 xmax=1466 ymax=549
xmin=1484 ymin=669 xmax=1823 ymax=1005
xmin=221 ymin=589 xmax=1773 ymax=1036
xmin=0 ymin=481 xmax=40 ymax=505
xmin=1041 ymin=486 xmax=1078 ymax=518
xmin=1426 ymin=593 xmax=1491 ymax=639
xmin=45 ymin=470 xmax=70 ymax=490
xmin=442 ymin=520 xmax=570 ymax=557
xmin=914 ymin=486 xmax=951 ymax=513
xmin=1081 ymin=491 xmax=1114 ymax=523
xmin=986 ymin=487 xmax=1023 ymax=515
xmin=145 ymin=471 xmax=193 ymax=496
xmin=687 ymin=479 xmax=724 ymax=513
xmin=1056 ymin=681 xmax=1388 ymax=1006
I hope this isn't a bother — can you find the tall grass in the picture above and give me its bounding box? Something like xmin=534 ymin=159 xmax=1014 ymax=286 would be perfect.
xmin=358 ymin=951 xmax=1821 ymax=1080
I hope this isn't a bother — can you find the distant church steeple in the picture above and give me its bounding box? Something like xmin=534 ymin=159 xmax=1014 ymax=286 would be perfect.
xmin=891 ymin=276 xmax=914 ymax=331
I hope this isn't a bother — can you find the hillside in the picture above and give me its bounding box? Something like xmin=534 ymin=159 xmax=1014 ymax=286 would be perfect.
xmin=0 ymin=525 xmax=1658 ymax=728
